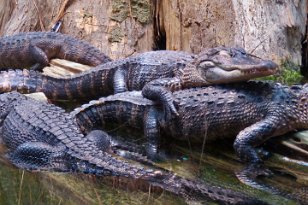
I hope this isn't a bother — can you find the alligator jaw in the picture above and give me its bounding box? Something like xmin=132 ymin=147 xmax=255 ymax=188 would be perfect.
xmin=204 ymin=60 xmax=278 ymax=83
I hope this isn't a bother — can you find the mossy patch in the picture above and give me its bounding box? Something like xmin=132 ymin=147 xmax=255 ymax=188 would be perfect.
xmin=108 ymin=26 xmax=124 ymax=43
xmin=260 ymin=59 xmax=303 ymax=85
xmin=111 ymin=0 xmax=152 ymax=24
xmin=131 ymin=0 xmax=152 ymax=24
xmin=111 ymin=0 xmax=129 ymax=23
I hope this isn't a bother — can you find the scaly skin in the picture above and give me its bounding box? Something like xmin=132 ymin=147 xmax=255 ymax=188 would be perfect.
xmin=0 ymin=48 xmax=277 ymax=108
xmin=0 ymin=32 xmax=111 ymax=70
xmin=72 ymin=81 xmax=308 ymax=165
xmin=0 ymin=92 xmax=267 ymax=205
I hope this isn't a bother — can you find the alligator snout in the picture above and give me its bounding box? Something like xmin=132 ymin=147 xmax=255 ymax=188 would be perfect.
xmin=262 ymin=60 xmax=278 ymax=71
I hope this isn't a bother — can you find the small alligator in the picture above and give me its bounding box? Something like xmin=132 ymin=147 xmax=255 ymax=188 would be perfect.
xmin=0 ymin=32 xmax=111 ymax=70
xmin=72 ymin=81 xmax=308 ymax=165
xmin=0 ymin=91 xmax=267 ymax=205
xmin=0 ymin=47 xmax=277 ymax=115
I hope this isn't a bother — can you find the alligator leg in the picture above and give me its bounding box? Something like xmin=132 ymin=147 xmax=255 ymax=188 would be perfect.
xmin=113 ymin=68 xmax=128 ymax=93
xmin=143 ymin=106 xmax=167 ymax=161
xmin=85 ymin=129 xmax=156 ymax=165
xmin=29 ymin=45 xmax=50 ymax=71
xmin=8 ymin=142 xmax=59 ymax=170
xmin=86 ymin=130 xmax=112 ymax=152
xmin=233 ymin=116 xmax=280 ymax=163
xmin=233 ymin=116 xmax=285 ymax=191
xmin=142 ymin=77 xmax=182 ymax=120
xmin=85 ymin=129 xmax=143 ymax=155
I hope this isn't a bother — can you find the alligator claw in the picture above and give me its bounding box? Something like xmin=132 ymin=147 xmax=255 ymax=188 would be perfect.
xmin=146 ymin=147 xmax=168 ymax=162
xmin=164 ymin=100 xmax=179 ymax=122
xmin=242 ymin=163 xmax=273 ymax=178
xmin=236 ymin=163 xmax=274 ymax=191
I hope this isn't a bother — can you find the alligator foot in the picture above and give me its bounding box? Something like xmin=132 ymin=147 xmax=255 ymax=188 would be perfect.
xmin=235 ymin=163 xmax=280 ymax=194
xmin=30 ymin=63 xmax=45 ymax=71
xmin=236 ymin=163 xmax=272 ymax=182
xmin=86 ymin=130 xmax=159 ymax=166
xmin=236 ymin=164 xmax=308 ymax=203
xmin=145 ymin=144 xmax=170 ymax=162
xmin=110 ymin=138 xmax=169 ymax=164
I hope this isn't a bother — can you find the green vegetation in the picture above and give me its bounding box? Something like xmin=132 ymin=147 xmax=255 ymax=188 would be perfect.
xmin=260 ymin=59 xmax=303 ymax=85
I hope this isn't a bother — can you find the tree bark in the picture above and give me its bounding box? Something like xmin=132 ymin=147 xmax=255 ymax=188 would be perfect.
xmin=156 ymin=0 xmax=307 ymax=64
xmin=0 ymin=0 xmax=306 ymax=65
xmin=0 ymin=0 xmax=154 ymax=60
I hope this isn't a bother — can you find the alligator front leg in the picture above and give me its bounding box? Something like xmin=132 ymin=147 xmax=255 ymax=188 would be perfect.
xmin=142 ymin=78 xmax=182 ymax=120
xmin=30 ymin=45 xmax=50 ymax=71
xmin=144 ymin=106 xmax=164 ymax=161
xmin=233 ymin=116 xmax=286 ymax=190
xmin=233 ymin=116 xmax=281 ymax=163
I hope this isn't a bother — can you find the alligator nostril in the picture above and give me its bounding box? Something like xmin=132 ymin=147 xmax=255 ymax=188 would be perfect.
xmin=264 ymin=61 xmax=278 ymax=70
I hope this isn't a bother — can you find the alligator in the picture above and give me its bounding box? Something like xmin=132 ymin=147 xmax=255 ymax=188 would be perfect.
xmin=71 ymin=81 xmax=308 ymax=166
xmin=0 ymin=32 xmax=111 ymax=71
xmin=0 ymin=47 xmax=277 ymax=116
xmin=0 ymin=91 xmax=267 ymax=205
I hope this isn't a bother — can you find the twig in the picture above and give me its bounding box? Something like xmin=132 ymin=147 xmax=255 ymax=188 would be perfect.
xmin=199 ymin=121 xmax=208 ymax=168
xmin=249 ymin=36 xmax=268 ymax=54
xmin=49 ymin=0 xmax=74 ymax=30
xmin=146 ymin=185 xmax=152 ymax=205
xmin=128 ymin=0 xmax=133 ymax=20
xmin=31 ymin=0 xmax=45 ymax=31
xmin=93 ymin=188 xmax=103 ymax=205
xmin=17 ymin=170 xmax=25 ymax=205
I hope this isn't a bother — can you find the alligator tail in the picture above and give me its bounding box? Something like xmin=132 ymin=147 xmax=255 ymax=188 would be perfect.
xmin=142 ymin=173 xmax=269 ymax=205
xmin=0 ymin=69 xmax=43 ymax=94
xmin=171 ymin=176 xmax=268 ymax=205
xmin=71 ymin=92 xmax=149 ymax=133
xmin=61 ymin=33 xmax=111 ymax=66
xmin=68 ymin=156 xmax=267 ymax=205
xmin=0 ymin=68 xmax=113 ymax=100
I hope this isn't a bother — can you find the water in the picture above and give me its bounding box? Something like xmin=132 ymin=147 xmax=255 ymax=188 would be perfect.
xmin=0 ymin=131 xmax=307 ymax=205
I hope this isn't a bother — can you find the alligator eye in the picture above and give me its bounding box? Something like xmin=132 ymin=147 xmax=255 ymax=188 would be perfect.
xmin=198 ymin=61 xmax=215 ymax=68
xmin=237 ymin=48 xmax=247 ymax=55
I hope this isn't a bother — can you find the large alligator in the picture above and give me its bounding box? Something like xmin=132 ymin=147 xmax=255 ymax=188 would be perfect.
xmin=0 ymin=47 xmax=277 ymax=115
xmin=0 ymin=91 xmax=267 ymax=205
xmin=0 ymin=32 xmax=111 ymax=70
xmin=72 ymin=81 xmax=308 ymax=166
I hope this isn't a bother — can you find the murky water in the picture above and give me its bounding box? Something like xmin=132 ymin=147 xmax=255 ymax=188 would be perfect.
xmin=0 ymin=130 xmax=307 ymax=205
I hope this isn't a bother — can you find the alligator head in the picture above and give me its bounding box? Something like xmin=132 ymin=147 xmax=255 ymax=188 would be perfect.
xmin=195 ymin=47 xmax=278 ymax=83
